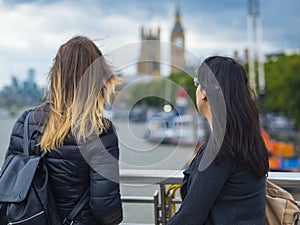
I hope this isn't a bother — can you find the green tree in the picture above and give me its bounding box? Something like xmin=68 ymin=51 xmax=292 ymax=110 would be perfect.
xmin=265 ymin=53 xmax=300 ymax=127
xmin=169 ymin=72 xmax=197 ymax=105
xmin=129 ymin=78 xmax=165 ymax=107
xmin=129 ymin=72 xmax=197 ymax=108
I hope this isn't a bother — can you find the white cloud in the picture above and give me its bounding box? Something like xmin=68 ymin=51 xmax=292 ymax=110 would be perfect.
xmin=0 ymin=1 xmax=175 ymax=88
xmin=0 ymin=0 xmax=296 ymax=89
xmin=0 ymin=1 xmax=142 ymax=88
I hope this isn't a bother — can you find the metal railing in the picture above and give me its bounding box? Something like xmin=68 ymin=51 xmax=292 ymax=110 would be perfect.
xmin=120 ymin=170 xmax=300 ymax=225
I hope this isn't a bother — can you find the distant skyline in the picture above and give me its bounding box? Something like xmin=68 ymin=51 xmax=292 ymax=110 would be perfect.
xmin=0 ymin=0 xmax=299 ymax=88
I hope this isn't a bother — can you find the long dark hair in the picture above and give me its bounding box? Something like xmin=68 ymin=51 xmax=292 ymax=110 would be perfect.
xmin=197 ymin=56 xmax=269 ymax=178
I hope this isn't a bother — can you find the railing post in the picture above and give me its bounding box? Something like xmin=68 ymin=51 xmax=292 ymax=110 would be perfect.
xmin=154 ymin=190 xmax=159 ymax=225
xmin=160 ymin=184 xmax=167 ymax=225
xmin=167 ymin=194 xmax=173 ymax=218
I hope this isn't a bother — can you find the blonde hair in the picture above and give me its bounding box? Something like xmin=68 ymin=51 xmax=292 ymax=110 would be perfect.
xmin=40 ymin=36 xmax=122 ymax=151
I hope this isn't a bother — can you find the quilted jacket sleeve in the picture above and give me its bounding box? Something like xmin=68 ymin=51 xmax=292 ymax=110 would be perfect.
xmin=80 ymin=123 xmax=123 ymax=225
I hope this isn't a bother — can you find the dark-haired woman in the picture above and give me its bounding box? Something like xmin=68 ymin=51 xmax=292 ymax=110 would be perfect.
xmin=168 ymin=56 xmax=269 ymax=225
xmin=5 ymin=36 xmax=123 ymax=224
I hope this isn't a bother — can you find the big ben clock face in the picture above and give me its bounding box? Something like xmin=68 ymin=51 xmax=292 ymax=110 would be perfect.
xmin=174 ymin=37 xmax=183 ymax=46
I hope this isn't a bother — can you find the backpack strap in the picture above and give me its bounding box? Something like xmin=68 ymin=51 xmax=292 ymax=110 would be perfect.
xmin=63 ymin=189 xmax=89 ymax=225
xmin=23 ymin=110 xmax=47 ymax=157
xmin=23 ymin=110 xmax=33 ymax=155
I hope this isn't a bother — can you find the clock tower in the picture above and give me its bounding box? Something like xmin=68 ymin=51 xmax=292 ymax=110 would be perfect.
xmin=170 ymin=9 xmax=185 ymax=74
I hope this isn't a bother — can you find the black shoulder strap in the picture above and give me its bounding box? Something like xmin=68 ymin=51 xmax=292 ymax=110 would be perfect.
xmin=23 ymin=111 xmax=33 ymax=155
xmin=23 ymin=110 xmax=47 ymax=157
xmin=63 ymin=189 xmax=89 ymax=225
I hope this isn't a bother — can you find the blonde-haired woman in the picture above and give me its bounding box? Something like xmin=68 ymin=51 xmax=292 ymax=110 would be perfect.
xmin=5 ymin=36 xmax=123 ymax=225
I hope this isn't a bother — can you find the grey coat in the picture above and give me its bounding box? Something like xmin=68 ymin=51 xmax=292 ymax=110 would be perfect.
xmin=168 ymin=143 xmax=266 ymax=225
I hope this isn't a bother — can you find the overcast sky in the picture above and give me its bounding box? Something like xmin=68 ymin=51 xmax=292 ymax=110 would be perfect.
xmin=0 ymin=0 xmax=299 ymax=88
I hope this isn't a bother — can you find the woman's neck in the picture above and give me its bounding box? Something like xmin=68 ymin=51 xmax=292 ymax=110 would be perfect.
xmin=204 ymin=104 xmax=213 ymax=131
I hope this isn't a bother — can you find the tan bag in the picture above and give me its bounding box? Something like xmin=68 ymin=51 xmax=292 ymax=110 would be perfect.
xmin=266 ymin=179 xmax=300 ymax=225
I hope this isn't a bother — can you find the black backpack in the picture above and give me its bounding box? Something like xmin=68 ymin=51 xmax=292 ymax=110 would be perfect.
xmin=0 ymin=111 xmax=89 ymax=225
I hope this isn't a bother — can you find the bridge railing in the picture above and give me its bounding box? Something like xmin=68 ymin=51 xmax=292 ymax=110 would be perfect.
xmin=120 ymin=170 xmax=300 ymax=225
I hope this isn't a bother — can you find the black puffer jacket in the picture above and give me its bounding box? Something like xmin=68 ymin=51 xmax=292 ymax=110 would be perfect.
xmin=5 ymin=106 xmax=123 ymax=225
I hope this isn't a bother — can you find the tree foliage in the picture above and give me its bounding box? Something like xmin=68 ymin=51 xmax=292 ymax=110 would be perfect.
xmin=265 ymin=53 xmax=300 ymax=127
xmin=129 ymin=78 xmax=165 ymax=107
xmin=129 ymin=72 xmax=197 ymax=108
xmin=169 ymin=72 xmax=197 ymax=105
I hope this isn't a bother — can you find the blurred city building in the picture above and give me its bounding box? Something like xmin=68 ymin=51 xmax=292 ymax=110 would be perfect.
xmin=0 ymin=68 xmax=44 ymax=107
xmin=170 ymin=9 xmax=185 ymax=74
xmin=137 ymin=8 xmax=186 ymax=76
xmin=137 ymin=27 xmax=161 ymax=76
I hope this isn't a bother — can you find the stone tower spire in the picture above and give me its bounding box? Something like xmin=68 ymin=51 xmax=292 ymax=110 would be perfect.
xmin=170 ymin=8 xmax=185 ymax=74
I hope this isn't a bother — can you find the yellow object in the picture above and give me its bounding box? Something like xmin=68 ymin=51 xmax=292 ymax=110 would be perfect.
xmin=166 ymin=184 xmax=182 ymax=216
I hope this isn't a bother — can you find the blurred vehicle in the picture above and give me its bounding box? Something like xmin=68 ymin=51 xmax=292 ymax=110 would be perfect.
xmin=146 ymin=113 xmax=209 ymax=146
xmin=266 ymin=113 xmax=295 ymax=131
xmin=129 ymin=106 xmax=147 ymax=122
